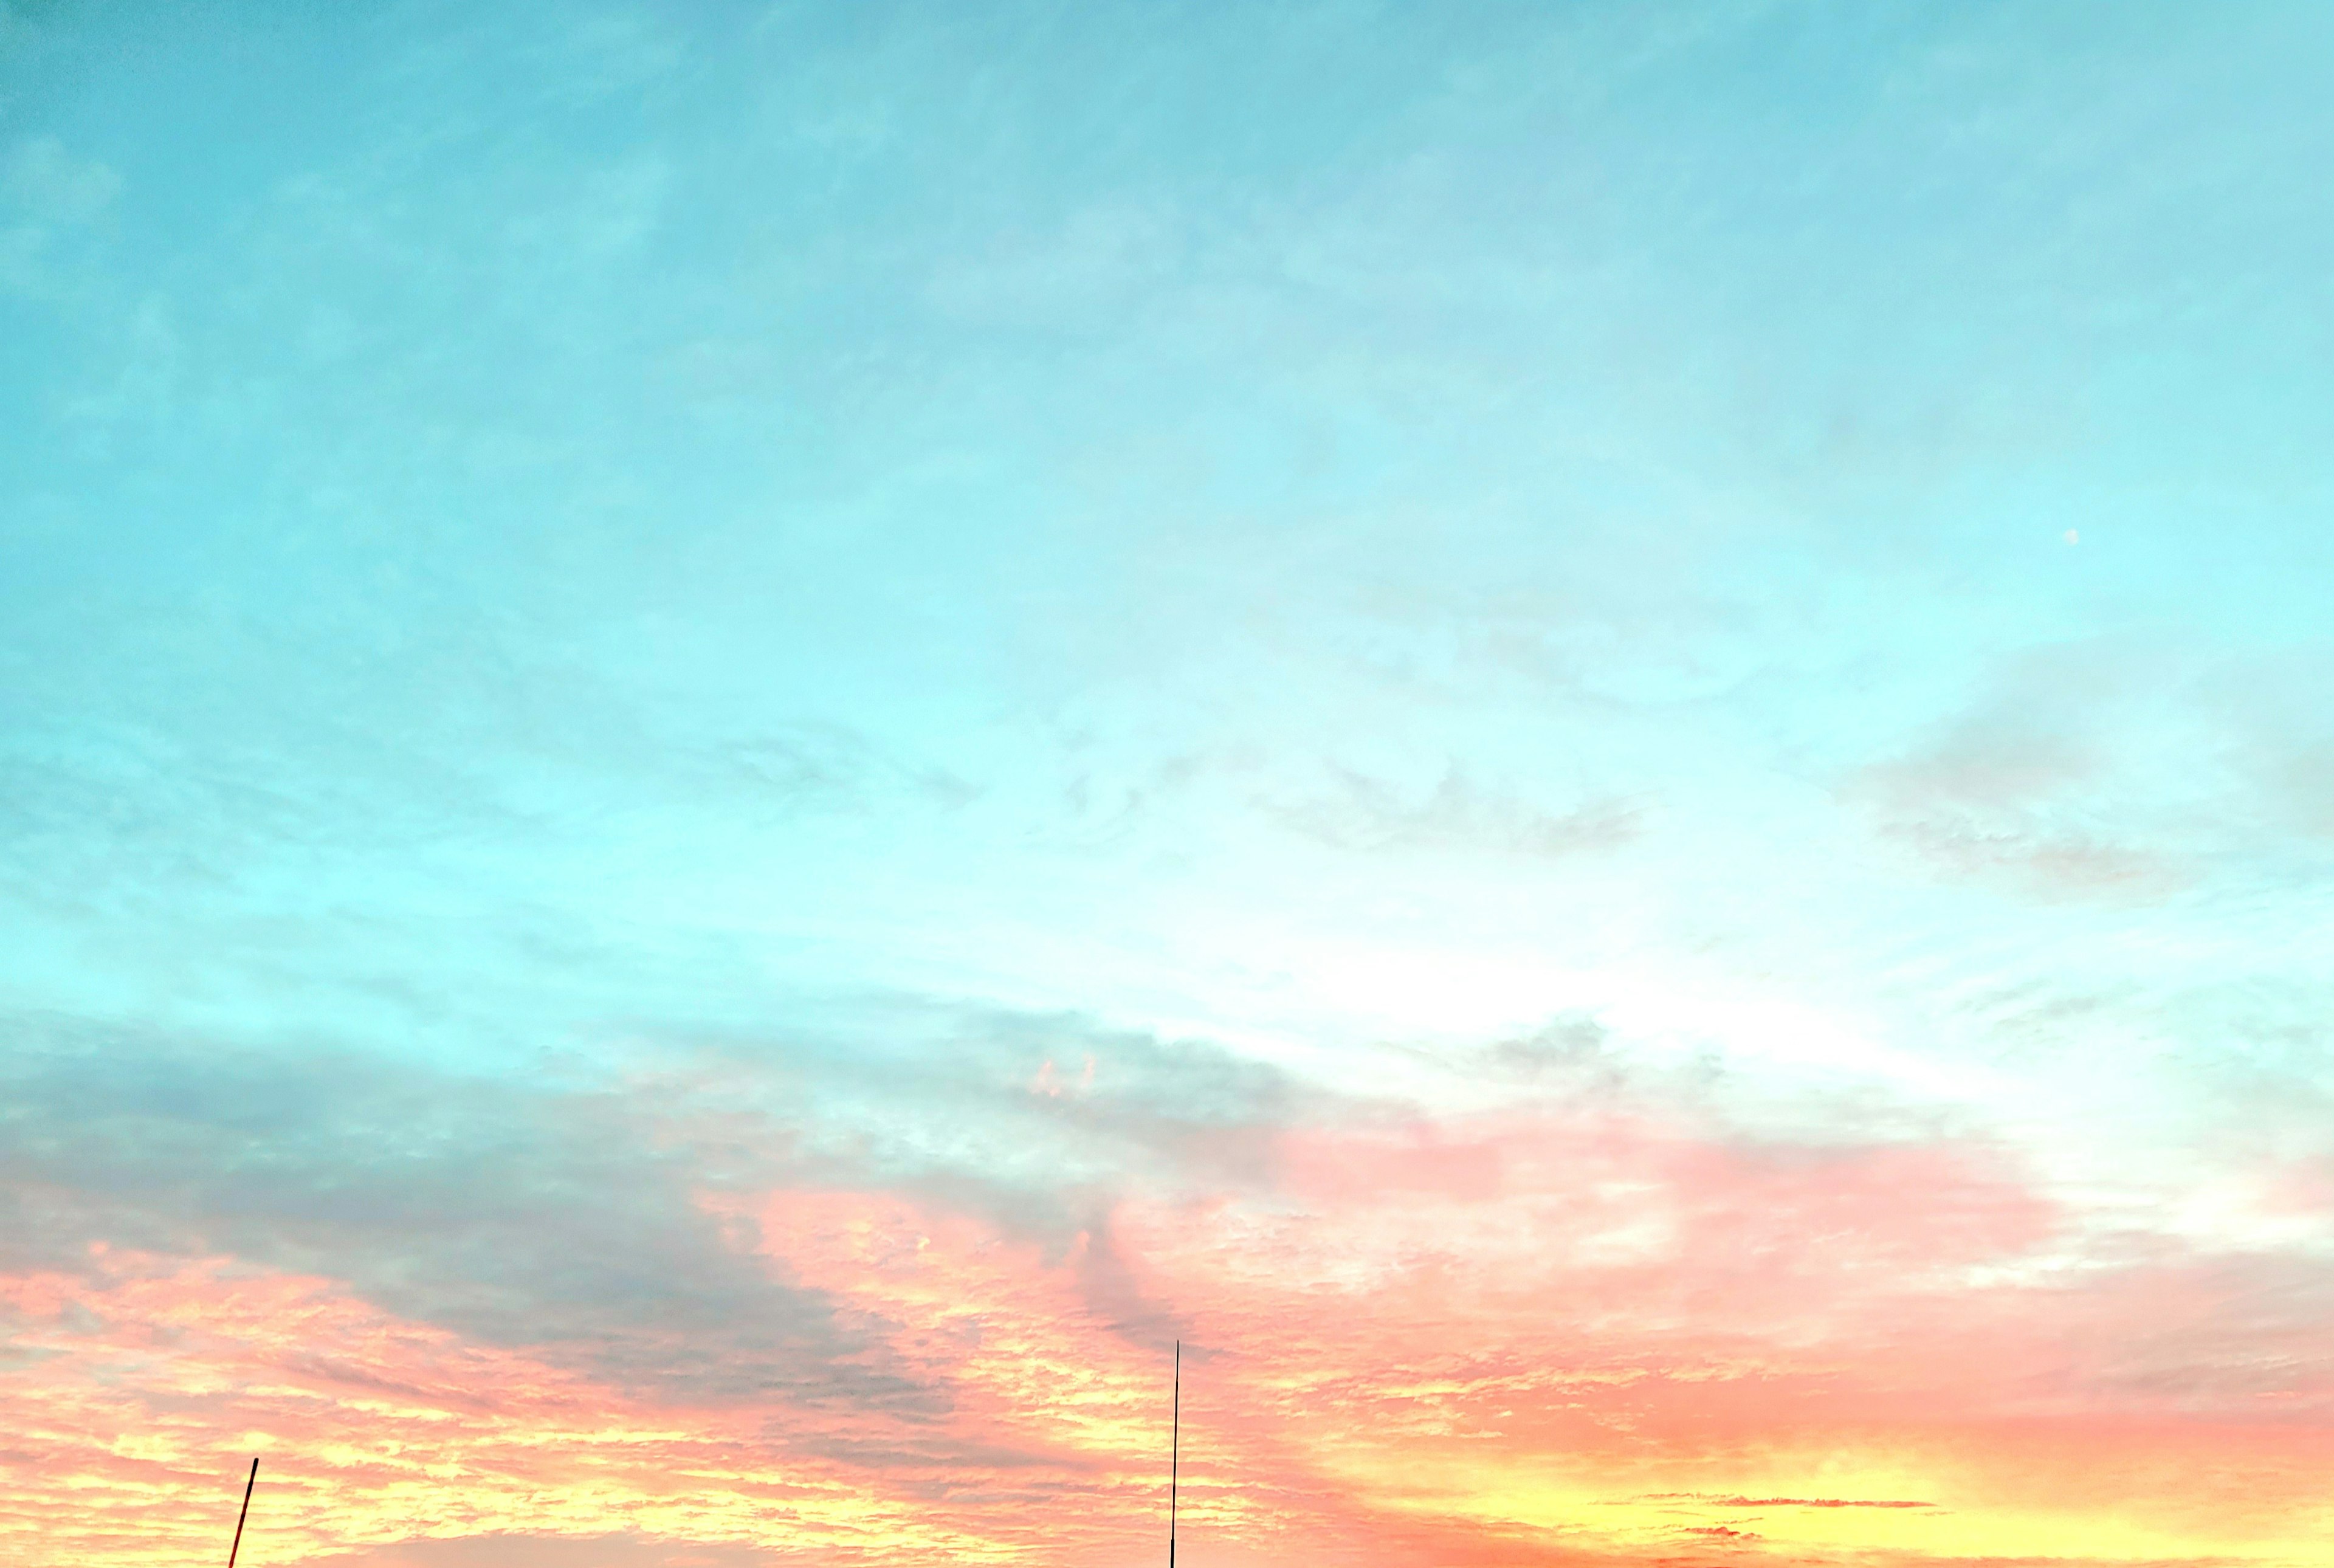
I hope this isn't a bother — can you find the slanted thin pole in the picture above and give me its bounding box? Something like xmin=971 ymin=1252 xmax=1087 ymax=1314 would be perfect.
xmin=1168 ymin=1341 xmax=1180 ymax=1568
xmin=227 ymin=1457 xmax=258 ymax=1568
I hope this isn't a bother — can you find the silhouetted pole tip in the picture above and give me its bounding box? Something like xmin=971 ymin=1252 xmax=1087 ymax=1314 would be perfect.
xmin=1168 ymin=1342 xmax=1180 ymax=1568
xmin=228 ymin=1457 xmax=259 ymax=1568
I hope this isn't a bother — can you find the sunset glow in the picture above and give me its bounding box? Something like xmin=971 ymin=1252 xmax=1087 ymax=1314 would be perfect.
xmin=8 ymin=2 xmax=2334 ymax=1565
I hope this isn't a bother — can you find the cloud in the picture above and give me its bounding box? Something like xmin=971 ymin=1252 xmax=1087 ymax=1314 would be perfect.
xmin=0 ymin=1251 xmax=1031 ymax=1568
xmin=714 ymin=724 xmax=977 ymax=817
xmin=4 ymin=134 xmax=118 ymax=222
xmin=0 ymin=992 xmax=1339 ymax=1401
xmin=0 ymin=1011 xmax=892 ymax=1405
xmin=1268 ymin=765 xmax=1642 ymax=859
xmin=0 ymin=132 xmax=119 ymax=297
xmin=314 ymin=1538 xmax=785 ymax=1568
xmin=1643 ymin=1494 xmax=1934 ymax=1509
xmin=1845 ymin=645 xmax=2205 ymax=901
xmin=11 ymin=1016 xmax=2334 ymax=1565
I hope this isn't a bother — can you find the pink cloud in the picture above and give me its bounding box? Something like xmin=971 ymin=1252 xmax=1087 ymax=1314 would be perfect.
xmin=8 ymin=1102 xmax=2333 ymax=1566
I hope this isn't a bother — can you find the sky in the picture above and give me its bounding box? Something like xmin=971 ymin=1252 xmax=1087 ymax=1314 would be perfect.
xmin=5 ymin=1 xmax=2334 ymax=1564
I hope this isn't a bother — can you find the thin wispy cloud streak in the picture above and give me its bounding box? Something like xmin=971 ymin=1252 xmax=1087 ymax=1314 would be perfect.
xmin=5 ymin=0 xmax=2334 ymax=1563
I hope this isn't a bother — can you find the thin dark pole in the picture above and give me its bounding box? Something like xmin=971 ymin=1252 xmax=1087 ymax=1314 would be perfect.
xmin=1168 ymin=1341 xmax=1179 ymax=1568
xmin=227 ymin=1457 xmax=258 ymax=1568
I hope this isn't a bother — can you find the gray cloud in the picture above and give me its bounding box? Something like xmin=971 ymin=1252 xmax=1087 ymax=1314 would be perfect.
xmin=0 ymin=992 xmax=1327 ymax=1406
xmin=0 ymin=1011 xmax=899 ymax=1408
xmin=659 ymin=996 xmax=1329 ymax=1248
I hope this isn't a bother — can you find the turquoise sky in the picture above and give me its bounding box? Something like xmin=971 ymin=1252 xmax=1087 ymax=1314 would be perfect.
xmin=7 ymin=7 xmax=2334 ymax=1553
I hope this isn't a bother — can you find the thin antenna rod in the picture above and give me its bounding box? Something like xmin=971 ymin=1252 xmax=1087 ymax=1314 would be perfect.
xmin=1168 ymin=1341 xmax=1180 ymax=1568
xmin=227 ymin=1457 xmax=258 ymax=1568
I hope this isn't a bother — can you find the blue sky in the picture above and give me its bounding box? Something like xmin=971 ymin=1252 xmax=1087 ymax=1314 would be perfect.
xmin=7 ymin=4 xmax=2334 ymax=1564
xmin=12 ymin=0 xmax=2332 ymax=1101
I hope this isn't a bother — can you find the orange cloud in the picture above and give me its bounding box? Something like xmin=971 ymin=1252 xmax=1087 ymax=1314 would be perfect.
xmin=9 ymin=1104 xmax=2334 ymax=1566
